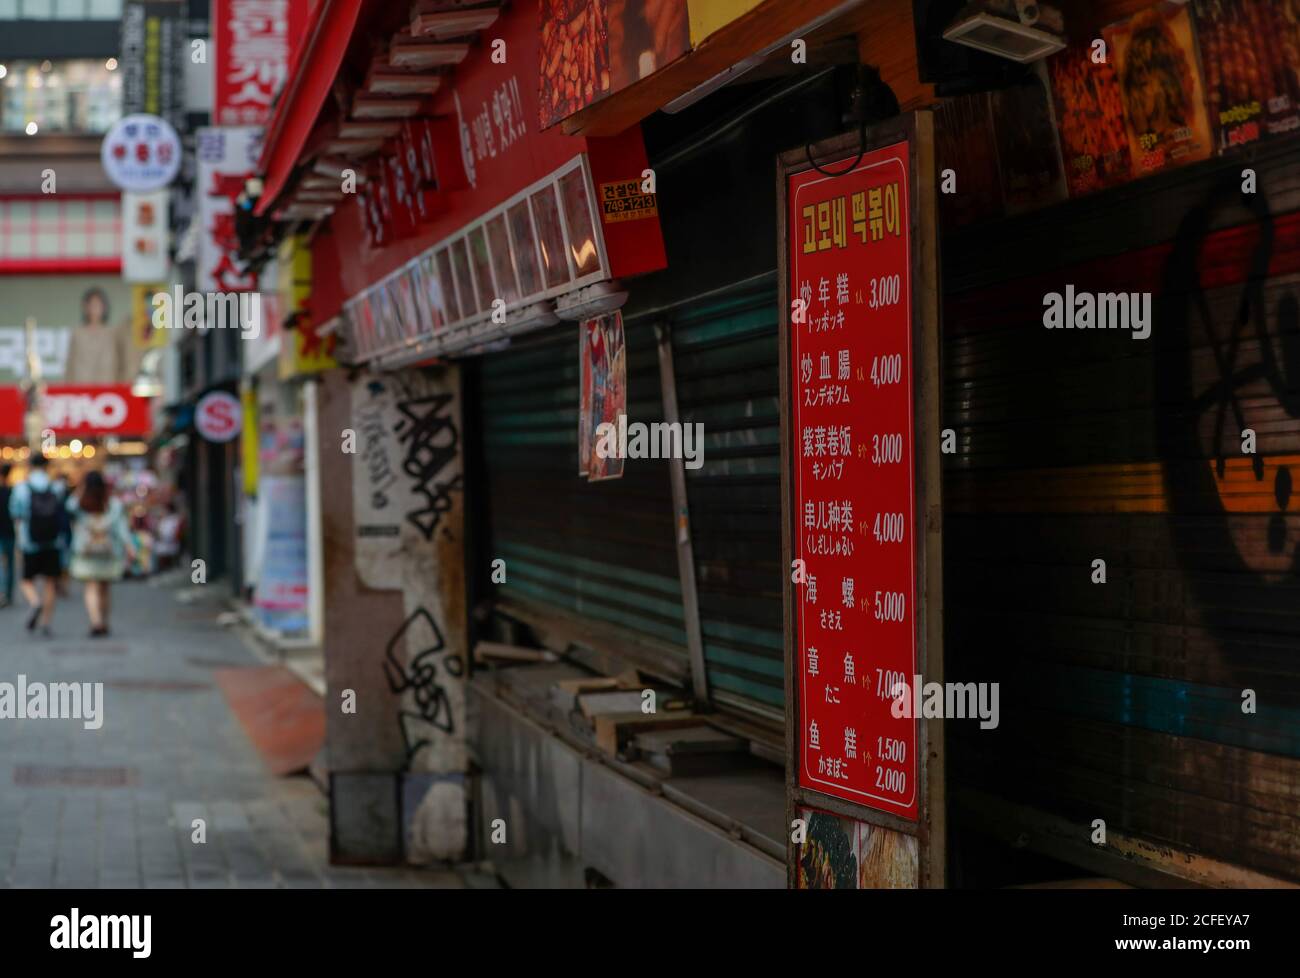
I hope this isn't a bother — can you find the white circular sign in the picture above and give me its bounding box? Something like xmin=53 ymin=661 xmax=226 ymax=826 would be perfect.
xmin=101 ymin=114 xmax=182 ymax=192
xmin=195 ymin=391 xmax=242 ymax=443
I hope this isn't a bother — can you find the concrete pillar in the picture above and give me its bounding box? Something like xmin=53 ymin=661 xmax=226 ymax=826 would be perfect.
xmin=316 ymin=366 xmax=468 ymax=865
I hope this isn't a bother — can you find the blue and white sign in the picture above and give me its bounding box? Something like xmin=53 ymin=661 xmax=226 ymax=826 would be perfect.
xmin=100 ymin=113 xmax=182 ymax=192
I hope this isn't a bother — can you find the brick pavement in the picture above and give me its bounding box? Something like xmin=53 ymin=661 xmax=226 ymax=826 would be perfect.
xmin=0 ymin=576 xmax=468 ymax=889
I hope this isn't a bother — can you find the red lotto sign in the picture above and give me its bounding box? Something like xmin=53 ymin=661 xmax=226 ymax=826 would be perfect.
xmin=213 ymin=0 xmax=305 ymax=126
xmin=788 ymin=139 xmax=919 ymax=820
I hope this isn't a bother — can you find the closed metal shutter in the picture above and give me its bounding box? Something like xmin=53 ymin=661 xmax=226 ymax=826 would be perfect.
xmin=477 ymin=323 xmax=689 ymax=682
xmin=942 ymin=143 xmax=1300 ymax=883
xmin=667 ymin=280 xmax=784 ymax=721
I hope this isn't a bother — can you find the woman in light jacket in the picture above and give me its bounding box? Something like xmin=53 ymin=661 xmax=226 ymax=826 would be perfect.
xmin=66 ymin=471 xmax=135 ymax=637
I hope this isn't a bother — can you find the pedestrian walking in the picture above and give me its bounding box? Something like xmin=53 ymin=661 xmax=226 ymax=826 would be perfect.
xmin=0 ymin=464 xmax=14 ymax=608
xmin=8 ymin=454 xmax=66 ymax=636
xmin=67 ymin=470 xmax=135 ymax=637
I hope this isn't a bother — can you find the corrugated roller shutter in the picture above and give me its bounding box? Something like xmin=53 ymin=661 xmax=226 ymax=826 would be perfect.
xmin=477 ymin=323 xmax=689 ymax=680
xmin=942 ymin=144 xmax=1300 ymax=883
xmin=669 ymin=281 xmax=784 ymax=720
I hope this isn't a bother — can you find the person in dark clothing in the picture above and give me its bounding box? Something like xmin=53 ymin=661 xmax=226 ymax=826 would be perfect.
xmin=0 ymin=464 xmax=13 ymax=608
xmin=8 ymin=454 xmax=65 ymax=636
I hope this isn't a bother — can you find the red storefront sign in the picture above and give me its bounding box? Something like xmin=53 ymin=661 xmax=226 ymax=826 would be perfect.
xmin=213 ymin=0 xmax=307 ymax=127
xmin=788 ymin=138 xmax=919 ymax=820
xmin=0 ymin=385 xmax=152 ymax=437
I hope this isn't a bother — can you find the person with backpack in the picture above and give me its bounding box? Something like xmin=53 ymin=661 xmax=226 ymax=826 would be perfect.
xmin=8 ymin=454 xmax=66 ymax=636
xmin=0 ymin=464 xmax=14 ymax=608
xmin=67 ymin=470 xmax=135 ymax=637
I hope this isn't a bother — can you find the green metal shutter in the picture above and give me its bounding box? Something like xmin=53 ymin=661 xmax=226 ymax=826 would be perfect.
xmin=477 ymin=323 xmax=689 ymax=679
xmin=668 ymin=281 xmax=784 ymax=721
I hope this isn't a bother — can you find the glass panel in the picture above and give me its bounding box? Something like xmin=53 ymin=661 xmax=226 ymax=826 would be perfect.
xmin=20 ymin=0 xmax=52 ymax=16
xmin=0 ymin=59 xmax=121 ymax=133
xmin=54 ymin=0 xmax=83 ymax=18
xmin=87 ymin=0 xmax=118 ymax=16
xmin=485 ymin=214 xmax=519 ymax=305
xmin=407 ymin=259 xmax=431 ymax=332
xmin=466 ymin=225 xmax=494 ymax=312
xmin=435 ymin=247 xmax=460 ymax=323
xmin=450 ymin=237 xmax=476 ymax=315
xmin=0 ymin=0 xmax=18 ymax=18
xmin=558 ymin=167 xmax=601 ymax=278
xmin=35 ymin=229 xmax=58 ymax=257
xmin=90 ymin=230 xmax=115 ymax=256
xmin=419 ymin=254 xmax=446 ymax=332
xmin=507 ymin=199 xmax=542 ymax=296
xmin=530 ymin=185 xmax=570 ymax=288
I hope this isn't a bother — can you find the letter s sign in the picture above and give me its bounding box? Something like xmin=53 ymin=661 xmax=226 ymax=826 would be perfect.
xmin=195 ymin=391 xmax=242 ymax=443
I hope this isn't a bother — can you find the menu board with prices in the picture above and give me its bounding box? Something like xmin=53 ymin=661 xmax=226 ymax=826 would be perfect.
xmin=785 ymin=135 xmax=926 ymax=822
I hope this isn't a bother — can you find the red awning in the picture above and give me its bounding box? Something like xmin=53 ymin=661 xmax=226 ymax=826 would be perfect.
xmin=255 ymin=0 xmax=367 ymax=217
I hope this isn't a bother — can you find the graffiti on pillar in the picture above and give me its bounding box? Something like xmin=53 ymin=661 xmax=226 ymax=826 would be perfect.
xmin=382 ymin=605 xmax=467 ymax=768
xmin=350 ymin=367 xmax=468 ymax=861
xmin=396 ymin=391 xmax=464 ymax=541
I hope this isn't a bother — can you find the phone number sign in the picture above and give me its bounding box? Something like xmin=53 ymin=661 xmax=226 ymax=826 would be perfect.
xmin=789 ymin=139 xmax=918 ymax=819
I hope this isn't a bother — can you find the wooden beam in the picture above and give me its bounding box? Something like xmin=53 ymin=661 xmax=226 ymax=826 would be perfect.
xmin=337 ymin=119 xmax=401 ymax=139
xmin=367 ymin=71 xmax=442 ymax=96
xmin=410 ymin=1 xmax=500 ymax=39
xmin=351 ymin=96 xmax=425 ymax=119
xmin=956 ymin=787 xmax=1300 ymax=889
xmin=390 ymin=38 xmax=471 ymax=68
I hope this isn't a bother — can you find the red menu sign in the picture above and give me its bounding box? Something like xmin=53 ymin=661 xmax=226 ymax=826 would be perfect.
xmin=789 ymin=139 xmax=918 ymax=820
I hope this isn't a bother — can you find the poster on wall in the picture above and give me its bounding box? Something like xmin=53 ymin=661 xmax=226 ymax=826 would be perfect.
xmin=1193 ymin=0 xmax=1300 ymax=151
xmin=989 ymin=70 xmax=1068 ymax=216
xmin=778 ymin=115 xmax=943 ymax=886
xmin=254 ymin=474 xmax=309 ymax=634
xmin=578 ymin=311 xmax=626 ymax=482
xmin=538 ymin=0 xmax=690 ymax=128
xmin=794 ymin=806 xmax=919 ymax=890
xmin=1104 ymin=2 xmax=1214 ymax=178
xmin=1047 ymin=38 xmax=1132 ymax=197
xmin=934 ymin=93 xmax=1002 ymax=228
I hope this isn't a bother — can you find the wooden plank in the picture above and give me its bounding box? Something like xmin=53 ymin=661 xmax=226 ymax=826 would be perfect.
xmin=411 ymin=2 xmax=500 ymax=39
xmin=956 ymin=786 xmax=1299 ymax=888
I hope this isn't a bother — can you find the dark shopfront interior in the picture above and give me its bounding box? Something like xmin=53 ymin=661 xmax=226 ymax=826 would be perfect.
xmin=457 ymin=31 xmax=1300 ymax=886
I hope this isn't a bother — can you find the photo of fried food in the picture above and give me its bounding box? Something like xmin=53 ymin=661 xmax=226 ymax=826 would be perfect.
xmin=537 ymin=0 xmax=690 ymax=128
xmin=539 ymin=0 xmax=612 ymax=128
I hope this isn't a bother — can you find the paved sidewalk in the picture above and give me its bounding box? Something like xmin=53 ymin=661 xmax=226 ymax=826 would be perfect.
xmin=0 ymin=577 xmax=465 ymax=889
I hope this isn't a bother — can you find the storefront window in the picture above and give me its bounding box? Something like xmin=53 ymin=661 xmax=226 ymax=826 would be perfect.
xmin=507 ymin=199 xmax=542 ymax=296
xmin=467 ymin=225 xmax=496 ymax=312
xmin=558 ymin=168 xmax=600 ymax=278
xmin=435 ymin=247 xmax=461 ymax=323
xmin=485 ymin=214 xmax=520 ymax=305
xmin=0 ymin=59 xmax=122 ymax=134
xmin=529 ymin=186 xmax=571 ymax=288
xmin=450 ymin=237 xmax=477 ymax=316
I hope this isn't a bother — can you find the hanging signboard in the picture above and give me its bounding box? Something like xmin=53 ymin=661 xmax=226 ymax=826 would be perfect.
xmin=101 ymin=114 xmax=182 ymax=192
xmin=196 ymin=389 xmax=243 ymax=442
xmin=778 ymin=114 xmax=943 ymax=888
xmin=0 ymin=385 xmax=152 ymax=437
xmin=212 ymin=0 xmax=306 ymax=127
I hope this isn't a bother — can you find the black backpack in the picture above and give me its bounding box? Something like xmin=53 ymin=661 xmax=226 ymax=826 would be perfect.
xmin=28 ymin=487 xmax=62 ymax=547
